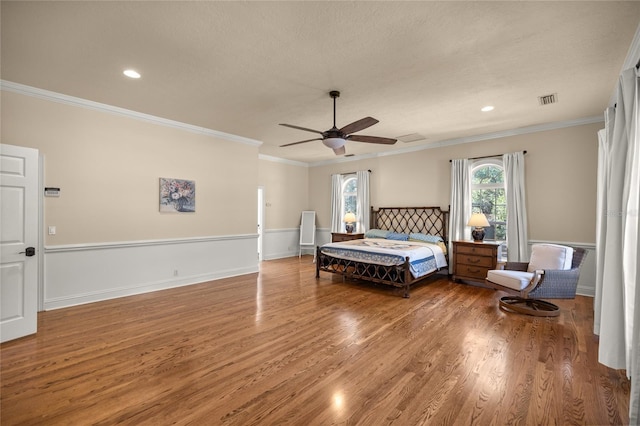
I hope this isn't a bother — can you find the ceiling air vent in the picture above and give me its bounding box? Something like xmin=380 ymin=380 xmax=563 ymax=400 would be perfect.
xmin=538 ymin=93 xmax=558 ymax=106
xmin=396 ymin=133 xmax=426 ymax=143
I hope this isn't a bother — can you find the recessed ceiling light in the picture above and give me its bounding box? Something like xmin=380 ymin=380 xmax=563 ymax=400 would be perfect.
xmin=123 ymin=69 xmax=141 ymax=79
xmin=481 ymin=106 xmax=494 ymax=112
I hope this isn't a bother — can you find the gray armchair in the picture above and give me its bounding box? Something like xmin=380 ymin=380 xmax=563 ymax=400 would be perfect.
xmin=485 ymin=244 xmax=587 ymax=316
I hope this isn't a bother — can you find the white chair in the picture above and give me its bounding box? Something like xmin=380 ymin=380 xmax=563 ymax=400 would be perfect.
xmin=485 ymin=244 xmax=587 ymax=317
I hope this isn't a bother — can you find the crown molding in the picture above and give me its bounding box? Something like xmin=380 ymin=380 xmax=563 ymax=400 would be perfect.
xmin=308 ymin=115 xmax=604 ymax=167
xmin=1 ymin=80 xmax=263 ymax=147
xmin=258 ymin=154 xmax=308 ymax=167
xmin=1 ymin=79 xmax=605 ymax=166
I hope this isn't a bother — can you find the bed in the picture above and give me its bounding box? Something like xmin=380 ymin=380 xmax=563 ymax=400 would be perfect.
xmin=316 ymin=206 xmax=449 ymax=297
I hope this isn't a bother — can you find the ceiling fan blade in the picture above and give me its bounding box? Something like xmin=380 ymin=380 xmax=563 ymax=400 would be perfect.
xmin=333 ymin=146 xmax=346 ymax=155
xmin=339 ymin=117 xmax=379 ymax=135
xmin=280 ymin=138 xmax=323 ymax=147
xmin=348 ymin=135 xmax=397 ymax=145
xmin=279 ymin=123 xmax=325 ymax=135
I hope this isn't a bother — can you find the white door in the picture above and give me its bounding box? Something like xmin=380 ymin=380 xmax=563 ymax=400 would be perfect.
xmin=257 ymin=186 xmax=264 ymax=261
xmin=1 ymin=144 xmax=39 ymax=343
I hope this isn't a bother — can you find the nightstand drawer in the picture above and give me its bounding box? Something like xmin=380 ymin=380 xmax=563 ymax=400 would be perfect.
xmin=456 ymin=244 xmax=495 ymax=257
xmin=452 ymin=240 xmax=501 ymax=284
xmin=457 ymin=255 xmax=494 ymax=268
xmin=455 ymin=264 xmax=491 ymax=280
xmin=332 ymin=233 xmax=364 ymax=243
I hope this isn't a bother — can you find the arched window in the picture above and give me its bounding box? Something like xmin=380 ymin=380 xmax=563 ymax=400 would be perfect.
xmin=342 ymin=175 xmax=357 ymax=220
xmin=470 ymin=160 xmax=506 ymax=241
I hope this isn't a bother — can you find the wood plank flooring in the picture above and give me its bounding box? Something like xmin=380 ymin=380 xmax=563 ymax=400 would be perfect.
xmin=1 ymin=256 xmax=630 ymax=425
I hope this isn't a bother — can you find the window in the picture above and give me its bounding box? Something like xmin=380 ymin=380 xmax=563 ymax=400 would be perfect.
xmin=470 ymin=161 xmax=506 ymax=241
xmin=342 ymin=175 xmax=357 ymax=219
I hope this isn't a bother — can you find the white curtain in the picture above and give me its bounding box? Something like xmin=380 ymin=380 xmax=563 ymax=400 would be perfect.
xmin=356 ymin=170 xmax=370 ymax=233
xmin=330 ymin=174 xmax=343 ymax=233
xmin=503 ymin=151 xmax=529 ymax=262
xmin=449 ymin=159 xmax=470 ymax=273
xmin=594 ymin=109 xmax=615 ymax=336
xmin=594 ymin=67 xmax=639 ymax=423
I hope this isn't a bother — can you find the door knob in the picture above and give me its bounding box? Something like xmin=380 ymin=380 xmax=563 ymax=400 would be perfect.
xmin=19 ymin=247 xmax=36 ymax=257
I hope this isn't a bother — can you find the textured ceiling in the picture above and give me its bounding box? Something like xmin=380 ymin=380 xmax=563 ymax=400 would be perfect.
xmin=2 ymin=2 xmax=639 ymax=164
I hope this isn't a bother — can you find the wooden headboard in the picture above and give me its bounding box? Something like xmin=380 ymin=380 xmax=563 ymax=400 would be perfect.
xmin=370 ymin=206 xmax=449 ymax=243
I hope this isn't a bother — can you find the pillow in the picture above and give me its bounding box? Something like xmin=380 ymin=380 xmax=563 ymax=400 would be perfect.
xmin=527 ymin=244 xmax=574 ymax=272
xmin=386 ymin=232 xmax=409 ymax=241
xmin=364 ymin=229 xmax=390 ymax=239
xmin=408 ymin=233 xmax=444 ymax=244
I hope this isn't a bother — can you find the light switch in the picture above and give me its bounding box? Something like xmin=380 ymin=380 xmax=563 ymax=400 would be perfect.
xmin=48 ymin=226 xmax=56 ymax=235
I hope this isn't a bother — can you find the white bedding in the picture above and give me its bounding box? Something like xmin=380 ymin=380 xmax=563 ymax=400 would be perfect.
xmin=321 ymin=238 xmax=447 ymax=279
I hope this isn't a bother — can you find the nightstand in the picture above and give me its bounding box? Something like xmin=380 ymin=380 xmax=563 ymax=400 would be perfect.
xmin=331 ymin=232 xmax=365 ymax=243
xmin=452 ymin=240 xmax=501 ymax=283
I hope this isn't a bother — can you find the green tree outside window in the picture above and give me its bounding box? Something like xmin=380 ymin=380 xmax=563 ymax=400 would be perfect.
xmin=471 ymin=164 xmax=506 ymax=241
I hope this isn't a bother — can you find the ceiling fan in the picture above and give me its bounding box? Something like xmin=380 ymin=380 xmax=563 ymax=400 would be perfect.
xmin=279 ymin=91 xmax=397 ymax=155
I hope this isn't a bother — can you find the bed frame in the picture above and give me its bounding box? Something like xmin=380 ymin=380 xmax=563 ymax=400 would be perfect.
xmin=316 ymin=206 xmax=449 ymax=297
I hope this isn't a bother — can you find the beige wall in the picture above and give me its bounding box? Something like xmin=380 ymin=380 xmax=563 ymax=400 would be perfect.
xmin=2 ymin=88 xmax=600 ymax=246
xmin=258 ymin=158 xmax=309 ymax=229
xmin=2 ymin=91 xmax=259 ymax=245
xmin=309 ymin=123 xmax=600 ymax=243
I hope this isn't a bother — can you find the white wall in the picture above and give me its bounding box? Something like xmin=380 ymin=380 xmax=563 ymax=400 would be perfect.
xmin=44 ymin=236 xmax=258 ymax=309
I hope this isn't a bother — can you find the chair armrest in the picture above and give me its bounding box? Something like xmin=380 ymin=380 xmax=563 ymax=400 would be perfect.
xmin=521 ymin=270 xmax=545 ymax=293
xmin=529 ymin=267 xmax=580 ymax=299
xmin=504 ymin=262 xmax=529 ymax=272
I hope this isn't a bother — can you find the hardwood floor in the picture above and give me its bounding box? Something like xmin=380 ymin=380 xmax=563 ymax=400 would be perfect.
xmin=1 ymin=256 xmax=630 ymax=425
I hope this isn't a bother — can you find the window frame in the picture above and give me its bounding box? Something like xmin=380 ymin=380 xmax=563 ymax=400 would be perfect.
xmin=341 ymin=174 xmax=358 ymax=222
xmin=470 ymin=159 xmax=506 ymax=242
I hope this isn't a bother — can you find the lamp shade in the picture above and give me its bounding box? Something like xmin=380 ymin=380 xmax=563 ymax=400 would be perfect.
xmin=323 ymin=137 xmax=346 ymax=149
xmin=467 ymin=212 xmax=490 ymax=227
xmin=343 ymin=212 xmax=356 ymax=223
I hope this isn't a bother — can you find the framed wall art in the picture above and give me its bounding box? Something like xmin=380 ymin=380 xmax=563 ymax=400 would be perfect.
xmin=159 ymin=178 xmax=195 ymax=213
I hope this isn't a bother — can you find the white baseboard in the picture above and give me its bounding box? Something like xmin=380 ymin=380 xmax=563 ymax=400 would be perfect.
xmin=261 ymin=228 xmax=332 ymax=260
xmin=43 ymin=233 xmax=594 ymax=311
xmin=43 ymin=235 xmax=259 ymax=310
xmin=262 ymin=228 xmax=300 ymax=260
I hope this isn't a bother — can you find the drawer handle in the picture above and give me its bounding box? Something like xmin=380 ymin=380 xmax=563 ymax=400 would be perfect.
xmin=468 ymin=268 xmax=481 ymax=273
xmin=467 ymin=258 xmax=480 ymax=263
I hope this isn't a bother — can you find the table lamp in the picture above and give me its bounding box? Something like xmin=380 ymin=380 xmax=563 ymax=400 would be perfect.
xmin=343 ymin=212 xmax=356 ymax=233
xmin=467 ymin=212 xmax=490 ymax=242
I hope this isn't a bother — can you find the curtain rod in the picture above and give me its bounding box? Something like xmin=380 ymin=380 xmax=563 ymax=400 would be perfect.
xmin=449 ymin=150 xmax=527 ymax=163
xmin=341 ymin=169 xmax=371 ymax=175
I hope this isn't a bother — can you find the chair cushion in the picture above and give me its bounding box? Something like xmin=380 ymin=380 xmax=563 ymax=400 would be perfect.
xmin=527 ymin=244 xmax=573 ymax=272
xmin=487 ymin=270 xmax=535 ymax=291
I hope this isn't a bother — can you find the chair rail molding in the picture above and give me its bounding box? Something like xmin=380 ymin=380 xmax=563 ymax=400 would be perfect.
xmin=43 ymin=235 xmax=259 ymax=310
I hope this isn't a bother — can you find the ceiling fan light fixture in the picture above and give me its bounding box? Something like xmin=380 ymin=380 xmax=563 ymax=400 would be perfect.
xmin=323 ymin=137 xmax=346 ymax=149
